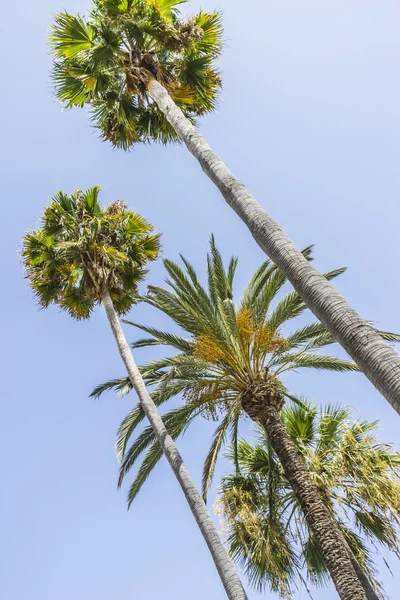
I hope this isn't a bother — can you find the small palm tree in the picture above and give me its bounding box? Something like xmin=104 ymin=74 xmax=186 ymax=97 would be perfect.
xmin=22 ymin=188 xmax=248 ymax=600
xmin=94 ymin=238 xmax=400 ymax=600
xmin=218 ymin=403 xmax=400 ymax=599
xmin=48 ymin=0 xmax=400 ymax=408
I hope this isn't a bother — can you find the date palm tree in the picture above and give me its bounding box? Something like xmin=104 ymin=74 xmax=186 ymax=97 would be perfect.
xmin=48 ymin=0 xmax=400 ymax=410
xmin=218 ymin=403 xmax=400 ymax=599
xmin=94 ymin=239 xmax=400 ymax=600
xmin=22 ymin=188 xmax=248 ymax=600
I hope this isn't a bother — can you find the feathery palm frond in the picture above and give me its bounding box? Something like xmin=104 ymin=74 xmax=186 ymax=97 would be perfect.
xmin=93 ymin=238 xmax=399 ymax=504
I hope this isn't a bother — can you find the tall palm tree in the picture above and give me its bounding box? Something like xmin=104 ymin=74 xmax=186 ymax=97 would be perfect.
xmin=48 ymin=0 xmax=400 ymax=410
xmin=22 ymin=188 xmax=248 ymax=600
xmin=94 ymin=239 xmax=400 ymax=600
xmin=218 ymin=403 xmax=400 ymax=599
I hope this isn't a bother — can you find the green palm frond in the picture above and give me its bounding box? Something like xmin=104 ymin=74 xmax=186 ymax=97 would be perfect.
xmin=374 ymin=329 xmax=400 ymax=343
xmin=192 ymin=10 xmax=224 ymax=56
xmin=49 ymin=1 xmax=223 ymax=148
xmin=268 ymin=268 xmax=346 ymax=333
xmin=156 ymin=0 xmax=189 ymax=17
xmin=202 ymin=406 xmax=239 ymax=502
xmin=119 ymin=420 xmax=159 ymax=486
xmin=253 ymin=246 xmax=314 ymax=326
xmin=145 ymin=285 xmax=205 ymax=333
xmin=355 ymin=511 xmax=398 ymax=546
xmin=99 ymin=237 xmax=400 ymax=520
xmin=23 ymin=187 xmax=160 ymax=320
xmin=115 ymin=380 xmax=189 ymax=462
xmin=240 ymin=259 xmax=273 ymax=310
xmin=281 ymin=403 xmax=317 ymax=447
xmin=49 ymin=13 xmax=96 ymax=59
xmin=286 ymin=322 xmax=333 ymax=349
xmin=162 ymin=257 xmax=215 ymax=321
xmin=274 ymin=352 xmax=359 ymax=373
xmin=124 ymin=320 xmax=193 ymax=352
xmin=126 ymin=440 xmax=165 ymax=506
xmin=125 ymin=403 xmax=198 ymax=505
xmin=315 ymin=404 xmax=348 ymax=448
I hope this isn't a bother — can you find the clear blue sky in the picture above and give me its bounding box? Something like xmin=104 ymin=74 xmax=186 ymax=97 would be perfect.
xmin=1 ymin=1 xmax=399 ymax=599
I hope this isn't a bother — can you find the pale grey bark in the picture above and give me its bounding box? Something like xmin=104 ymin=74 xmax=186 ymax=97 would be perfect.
xmin=101 ymin=291 xmax=248 ymax=600
xmin=147 ymin=78 xmax=400 ymax=415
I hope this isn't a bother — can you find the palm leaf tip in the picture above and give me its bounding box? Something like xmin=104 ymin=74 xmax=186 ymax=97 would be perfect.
xmin=90 ymin=377 xmax=132 ymax=399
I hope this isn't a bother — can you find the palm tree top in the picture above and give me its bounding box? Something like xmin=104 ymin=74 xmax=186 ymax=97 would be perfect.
xmin=92 ymin=236 xmax=400 ymax=503
xmin=218 ymin=402 xmax=400 ymax=597
xmin=22 ymin=186 xmax=160 ymax=319
xmin=49 ymin=0 xmax=223 ymax=148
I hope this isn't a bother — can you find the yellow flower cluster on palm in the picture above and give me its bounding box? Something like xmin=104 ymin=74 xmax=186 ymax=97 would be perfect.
xmin=92 ymin=236 xmax=400 ymax=504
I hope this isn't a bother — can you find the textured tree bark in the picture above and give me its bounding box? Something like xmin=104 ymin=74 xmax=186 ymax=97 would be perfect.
xmin=102 ymin=292 xmax=248 ymax=600
xmin=348 ymin=554 xmax=380 ymax=600
xmin=253 ymin=403 xmax=367 ymax=600
xmin=146 ymin=77 xmax=400 ymax=414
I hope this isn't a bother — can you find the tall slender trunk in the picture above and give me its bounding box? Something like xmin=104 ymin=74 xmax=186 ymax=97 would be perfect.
xmin=348 ymin=553 xmax=380 ymax=600
xmin=146 ymin=77 xmax=400 ymax=414
xmin=101 ymin=291 xmax=248 ymax=600
xmin=251 ymin=402 xmax=367 ymax=600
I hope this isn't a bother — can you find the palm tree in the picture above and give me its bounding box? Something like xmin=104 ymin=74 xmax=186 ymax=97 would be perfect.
xmin=22 ymin=188 xmax=248 ymax=600
xmin=94 ymin=239 xmax=400 ymax=600
xmin=218 ymin=403 xmax=400 ymax=599
xmin=48 ymin=0 xmax=400 ymax=410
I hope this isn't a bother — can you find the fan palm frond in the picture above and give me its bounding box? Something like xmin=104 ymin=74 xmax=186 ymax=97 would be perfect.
xmin=49 ymin=1 xmax=223 ymax=147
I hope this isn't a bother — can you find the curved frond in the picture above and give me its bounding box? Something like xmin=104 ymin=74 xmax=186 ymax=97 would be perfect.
xmin=375 ymin=329 xmax=400 ymax=343
xmin=90 ymin=376 xmax=132 ymax=399
xmin=275 ymin=352 xmax=359 ymax=373
xmin=202 ymin=407 xmax=238 ymax=502
xmin=268 ymin=268 xmax=346 ymax=333
xmin=125 ymin=403 xmax=198 ymax=505
xmin=49 ymin=13 xmax=95 ymax=59
xmin=123 ymin=320 xmax=194 ymax=352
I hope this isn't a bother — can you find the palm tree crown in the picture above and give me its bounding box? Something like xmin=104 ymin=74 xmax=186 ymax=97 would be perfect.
xmin=218 ymin=403 xmax=400 ymax=597
xmin=22 ymin=186 xmax=160 ymax=318
xmin=93 ymin=237 xmax=400 ymax=503
xmin=49 ymin=0 xmax=223 ymax=148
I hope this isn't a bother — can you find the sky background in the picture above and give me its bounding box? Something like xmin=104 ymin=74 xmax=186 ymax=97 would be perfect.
xmin=1 ymin=1 xmax=400 ymax=599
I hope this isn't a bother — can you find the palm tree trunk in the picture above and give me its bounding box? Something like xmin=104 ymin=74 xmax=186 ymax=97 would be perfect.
xmin=348 ymin=554 xmax=380 ymax=600
xmin=146 ymin=77 xmax=400 ymax=414
xmin=253 ymin=402 xmax=367 ymax=600
xmin=101 ymin=291 xmax=248 ymax=600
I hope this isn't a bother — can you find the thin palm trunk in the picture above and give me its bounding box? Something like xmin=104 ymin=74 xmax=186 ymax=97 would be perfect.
xmin=101 ymin=291 xmax=248 ymax=600
xmin=146 ymin=77 xmax=400 ymax=414
xmin=253 ymin=402 xmax=367 ymax=600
